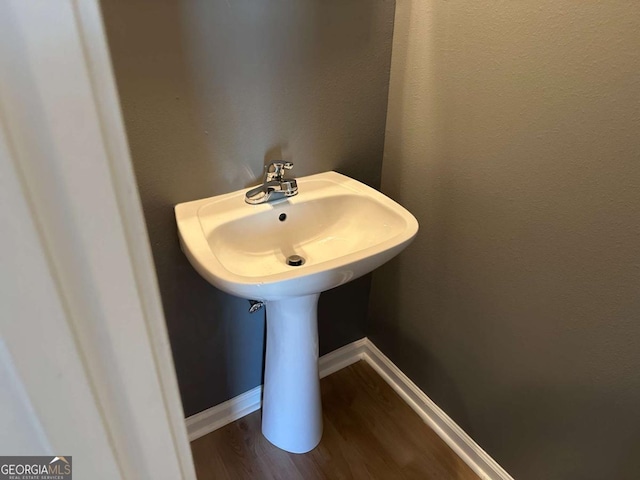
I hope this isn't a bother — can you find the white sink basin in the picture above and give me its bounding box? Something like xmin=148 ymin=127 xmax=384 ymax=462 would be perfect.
xmin=175 ymin=171 xmax=418 ymax=454
xmin=175 ymin=171 xmax=418 ymax=301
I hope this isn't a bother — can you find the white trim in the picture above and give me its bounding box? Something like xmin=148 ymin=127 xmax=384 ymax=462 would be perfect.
xmin=0 ymin=1 xmax=195 ymax=478
xmin=318 ymin=338 xmax=369 ymax=379
xmin=186 ymin=338 xmax=513 ymax=480
xmin=186 ymin=339 xmax=367 ymax=441
xmin=186 ymin=386 xmax=263 ymax=442
xmin=362 ymin=341 xmax=514 ymax=480
xmin=71 ymin=2 xmax=197 ymax=478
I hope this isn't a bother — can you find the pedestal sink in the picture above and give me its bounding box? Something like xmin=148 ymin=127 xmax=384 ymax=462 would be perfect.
xmin=175 ymin=171 xmax=418 ymax=453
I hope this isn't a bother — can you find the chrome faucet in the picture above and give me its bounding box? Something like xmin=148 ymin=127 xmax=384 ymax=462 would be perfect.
xmin=245 ymin=161 xmax=298 ymax=205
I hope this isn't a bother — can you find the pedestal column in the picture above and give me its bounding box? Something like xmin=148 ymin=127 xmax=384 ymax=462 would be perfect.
xmin=261 ymin=293 xmax=322 ymax=453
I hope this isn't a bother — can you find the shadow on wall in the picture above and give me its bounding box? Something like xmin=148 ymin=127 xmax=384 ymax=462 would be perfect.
xmin=100 ymin=0 xmax=393 ymax=416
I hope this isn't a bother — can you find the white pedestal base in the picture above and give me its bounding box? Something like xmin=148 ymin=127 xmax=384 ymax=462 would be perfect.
xmin=261 ymin=293 xmax=322 ymax=453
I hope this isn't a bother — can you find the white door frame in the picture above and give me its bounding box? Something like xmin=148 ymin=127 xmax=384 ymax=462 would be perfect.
xmin=0 ymin=1 xmax=196 ymax=478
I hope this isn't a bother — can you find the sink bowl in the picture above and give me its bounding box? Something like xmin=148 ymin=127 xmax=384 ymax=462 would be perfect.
xmin=175 ymin=171 xmax=418 ymax=454
xmin=175 ymin=171 xmax=418 ymax=301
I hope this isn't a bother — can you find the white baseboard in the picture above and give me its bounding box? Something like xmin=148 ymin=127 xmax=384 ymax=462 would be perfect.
xmin=185 ymin=384 xmax=262 ymax=441
xmin=185 ymin=337 xmax=512 ymax=480
xmin=185 ymin=338 xmax=367 ymax=442
xmin=318 ymin=337 xmax=368 ymax=378
xmin=362 ymin=341 xmax=514 ymax=480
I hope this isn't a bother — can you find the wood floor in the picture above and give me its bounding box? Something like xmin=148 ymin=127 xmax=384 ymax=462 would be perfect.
xmin=191 ymin=361 xmax=480 ymax=480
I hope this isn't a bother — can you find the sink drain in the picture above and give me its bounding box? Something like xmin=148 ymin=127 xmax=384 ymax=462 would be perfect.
xmin=286 ymin=255 xmax=305 ymax=266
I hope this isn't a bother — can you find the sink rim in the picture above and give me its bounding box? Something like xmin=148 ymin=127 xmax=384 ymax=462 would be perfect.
xmin=175 ymin=171 xmax=418 ymax=298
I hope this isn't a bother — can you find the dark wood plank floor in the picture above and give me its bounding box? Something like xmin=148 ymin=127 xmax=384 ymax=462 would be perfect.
xmin=191 ymin=361 xmax=480 ymax=480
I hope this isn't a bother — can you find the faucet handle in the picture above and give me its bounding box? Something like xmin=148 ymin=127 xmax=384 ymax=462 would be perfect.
xmin=264 ymin=161 xmax=293 ymax=181
xmin=266 ymin=161 xmax=293 ymax=171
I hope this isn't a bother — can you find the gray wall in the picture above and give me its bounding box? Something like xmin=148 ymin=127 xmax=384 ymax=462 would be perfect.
xmin=101 ymin=0 xmax=395 ymax=417
xmin=371 ymin=2 xmax=640 ymax=479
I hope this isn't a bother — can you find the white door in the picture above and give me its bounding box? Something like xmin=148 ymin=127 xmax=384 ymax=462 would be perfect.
xmin=0 ymin=1 xmax=196 ymax=478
